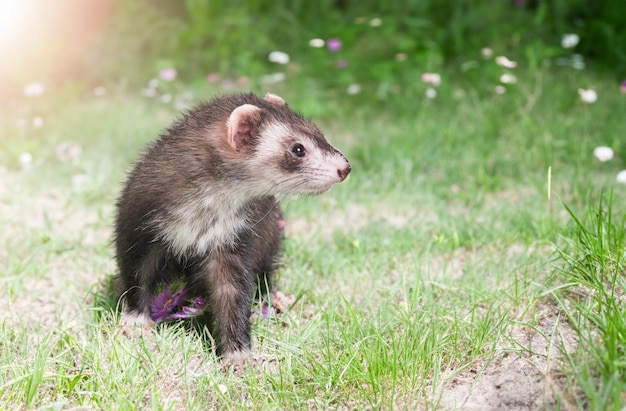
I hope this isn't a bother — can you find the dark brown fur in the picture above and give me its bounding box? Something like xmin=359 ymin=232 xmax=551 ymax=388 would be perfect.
xmin=114 ymin=93 xmax=350 ymax=359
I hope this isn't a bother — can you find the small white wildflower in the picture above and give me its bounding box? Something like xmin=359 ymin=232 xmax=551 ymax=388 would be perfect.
xmin=495 ymin=85 xmax=506 ymax=94
xmin=421 ymin=73 xmax=441 ymax=86
xmin=309 ymin=38 xmax=325 ymax=48
xmin=561 ymin=33 xmax=580 ymax=49
xmin=32 ymin=116 xmax=44 ymax=128
xmin=141 ymin=88 xmax=158 ymax=98
xmin=268 ymin=51 xmax=290 ymax=65
xmin=260 ymin=73 xmax=286 ymax=84
xmin=425 ymin=87 xmax=437 ymax=99
xmin=481 ymin=47 xmax=493 ymax=59
xmin=72 ymin=174 xmax=91 ymax=189
xmin=495 ymin=56 xmax=517 ymax=69
xmin=19 ymin=152 xmax=33 ymax=168
xmin=347 ymin=84 xmax=361 ymax=95
xmin=593 ymin=146 xmax=614 ymax=162
xmin=369 ymin=17 xmax=382 ymax=27
xmin=616 ymin=170 xmax=626 ymax=184
xmin=499 ymin=74 xmax=517 ymax=84
xmin=160 ymin=93 xmax=172 ymax=103
xmin=93 ymin=86 xmax=106 ymax=97
xmin=24 ymin=82 xmax=45 ymax=97
xmin=578 ymin=88 xmax=597 ymax=104
xmin=217 ymin=384 xmax=228 ymax=394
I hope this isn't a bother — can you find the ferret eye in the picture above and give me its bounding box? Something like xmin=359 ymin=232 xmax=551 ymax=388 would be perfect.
xmin=290 ymin=143 xmax=306 ymax=158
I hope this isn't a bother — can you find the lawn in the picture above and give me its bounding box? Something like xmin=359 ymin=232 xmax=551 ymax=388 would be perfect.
xmin=1 ymin=61 xmax=625 ymax=409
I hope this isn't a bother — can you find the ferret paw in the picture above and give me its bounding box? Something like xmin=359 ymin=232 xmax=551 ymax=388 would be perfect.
xmin=221 ymin=350 xmax=263 ymax=376
xmin=271 ymin=291 xmax=296 ymax=313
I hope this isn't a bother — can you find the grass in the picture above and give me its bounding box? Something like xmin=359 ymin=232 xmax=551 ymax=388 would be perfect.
xmin=1 ymin=63 xmax=626 ymax=409
xmin=552 ymin=192 xmax=626 ymax=410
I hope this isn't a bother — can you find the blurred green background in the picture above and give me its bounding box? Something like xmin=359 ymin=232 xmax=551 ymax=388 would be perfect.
xmin=1 ymin=0 xmax=624 ymax=106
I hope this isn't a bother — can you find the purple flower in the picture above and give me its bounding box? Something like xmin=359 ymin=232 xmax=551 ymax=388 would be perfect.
xmin=620 ymin=80 xmax=626 ymax=94
xmin=171 ymin=297 xmax=207 ymax=319
xmin=150 ymin=284 xmax=193 ymax=323
xmin=327 ymin=38 xmax=342 ymax=52
xmin=261 ymin=304 xmax=271 ymax=319
xmin=206 ymin=73 xmax=219 ymax=83
xmin=159 ymin=68 xmax=177 ymax=82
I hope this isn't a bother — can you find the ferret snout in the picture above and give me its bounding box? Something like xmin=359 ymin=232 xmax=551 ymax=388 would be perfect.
xmin=337 ymin=162 xmax=351 ymax=181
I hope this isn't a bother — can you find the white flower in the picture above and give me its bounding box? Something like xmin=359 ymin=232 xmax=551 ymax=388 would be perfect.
xmin=499 ymin=74 xmax=517 ymax=84
xmin=260 ymin=73 xmax=286 ymax=84
xmin=495 ymin=56 xmax=517 ymax=69
xmin=217 ymin=384 xmax=228 ymax=394
xmin=19 ymin=152 xmax=32 ymax=169
xmin=617 ymin=170 xmax=626 ymax=184
xmin=141 ymin=88 xmax=157 ymax=98
xmin=93 ymin=86 xmax=106 ymax=97
xmin=495 ymin=85 xmax=506 ymax=94
xmin=425 ymin=87 xmax=437 ymax=99
xmin=32 ymin=116 xmax=44 ymax=128
xmin=561 ymin=33 xmax=580 ymax=49
xmin=268 ymin=51 xmax=290 ymax=65
xmin=395 ymin=53 xmax=407 ymax=61
xmin=24 ymin=82 xmax=45 ymax=97
xmin=369 ymin=18 xmax=382 ymax=27
xmin=421 ymin=73 xmax=441 ymax=86
xmin=72 ymin=174 xmax=90 ymax=189
xmin=347 ymin=84 xmax=361 ymax=95
xmin=578 ymin=88 xmax=598 ymax=104
xmin=481 ymin=48 xmax=493 ymax=59
xmin=593 ymin=146 xmax=614 ymax=162
xmin=309 ymin=38 xmax=325 ymax=48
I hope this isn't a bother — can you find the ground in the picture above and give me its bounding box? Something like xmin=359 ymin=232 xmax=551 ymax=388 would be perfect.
xmin=1 ymin=164 xmax=580 ymax=409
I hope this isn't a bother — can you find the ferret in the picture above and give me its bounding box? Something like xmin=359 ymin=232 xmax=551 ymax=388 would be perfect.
xmin=114 ymin=92 xmax=351 ymax=363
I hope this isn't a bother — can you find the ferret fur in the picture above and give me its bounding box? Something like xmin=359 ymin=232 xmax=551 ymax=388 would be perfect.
xmin=114 ymin=92 xmax=350 ymax=360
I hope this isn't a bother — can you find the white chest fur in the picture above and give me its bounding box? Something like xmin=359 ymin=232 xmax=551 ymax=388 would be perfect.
xmin=155 ymin=190 xmax=250 ymax=256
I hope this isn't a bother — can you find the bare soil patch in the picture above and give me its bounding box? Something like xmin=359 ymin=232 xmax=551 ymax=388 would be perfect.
xmin=436 ymin=303 xmax=577 ymax=410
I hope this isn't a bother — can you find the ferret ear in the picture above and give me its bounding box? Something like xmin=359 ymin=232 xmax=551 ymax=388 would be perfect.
xmin=264 ymin=93 xmax=285 ymax=106
xmin=227 ymin=104 xmax=262 ymax=150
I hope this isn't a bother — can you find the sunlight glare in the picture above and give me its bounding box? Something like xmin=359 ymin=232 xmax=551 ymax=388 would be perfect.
xmin=0 ymin=1 xmax=32 ymax=42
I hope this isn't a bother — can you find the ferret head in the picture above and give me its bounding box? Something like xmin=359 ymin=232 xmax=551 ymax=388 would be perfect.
xmin=225 ymin=93 xmax=351 ymax=197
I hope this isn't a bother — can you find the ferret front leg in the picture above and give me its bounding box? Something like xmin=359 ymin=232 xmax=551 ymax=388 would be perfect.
xmin=205 ymin=251 xmax=256 ymax=362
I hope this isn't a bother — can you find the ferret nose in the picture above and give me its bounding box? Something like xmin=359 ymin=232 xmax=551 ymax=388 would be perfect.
xmin=337 ymin=163 xmax=351 ymax=181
